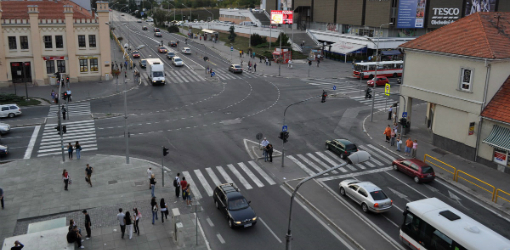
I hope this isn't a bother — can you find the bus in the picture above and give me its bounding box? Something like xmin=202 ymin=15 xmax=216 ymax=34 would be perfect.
xmin=353 ymin=60 xmax=403 ymax=79
xmin=400 ymin=198 xmax=510 ymax=250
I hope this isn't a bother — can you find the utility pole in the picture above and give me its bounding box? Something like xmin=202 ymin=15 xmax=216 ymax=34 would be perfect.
xmin=278 ymin=31 xmax=282 ymax=76
xmin=370 ymin=22 xmax=392 ymax=122
xmin=124 ymin=78 xmax=130 ymax=164
xmin=57 ymin=72 xmax=65 ymax=162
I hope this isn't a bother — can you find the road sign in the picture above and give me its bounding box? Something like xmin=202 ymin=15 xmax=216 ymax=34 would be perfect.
xmin=282 ymin=125 xmax=288 ymax=132
xmin=402 ymin=112 xmax=407 ymax=118
xmin=230 ymin=46 xmax=233 ymax=51
xmin=333 ymin=85 xmax=336 ymax=90
xmin=385 ymin=83 xmax=390 ymax=96
xmin=141 ymin=11 xmax=144 ymax=16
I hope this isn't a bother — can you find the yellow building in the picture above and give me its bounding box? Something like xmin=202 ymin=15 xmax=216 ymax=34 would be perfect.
xmin=0 ymin=0 xmax=111 ymax=86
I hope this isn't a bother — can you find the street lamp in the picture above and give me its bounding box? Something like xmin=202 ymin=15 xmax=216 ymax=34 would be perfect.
xmin=284 ymin=151 xmax=371 ymax=250
xmin=203 ymin=7 xmax=213 ymax=29
xmin=182 ymin=4 xmax=191 ymax=21
xmin=239 ymin=12 xmax=251 ymax=48
xmin=167 ymin=2 xmax=176 ymax=22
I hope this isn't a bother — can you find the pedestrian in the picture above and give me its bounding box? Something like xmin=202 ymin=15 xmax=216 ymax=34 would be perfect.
xmin=412 ymin=140 xmax=418 ymax=158
xmin=239 ymin=50 xmax=242 ymax=57
xmin=75 ymin=141 xmax=82 ymax=159
xmin=85 ymin=164 xmax=93 ymax=187
xmin=287 ymin=59 xmax=292 ymax=68
xmin=390 ymin=127 xmax=396 ymax=146
xmin=133 ymin=208 xmax=141 ymax=236
xmin=66 ymin=226 xmax=84 ymax=249
xmin=150 ymin=174 xmax=156 ymax=197
xmin=120 ymin=63 xmax=123 ymax=70
xmin=266 ymin=144 xmax=273 ymax=162
xmin=0 ymin=187 xmax=3 ymax=209
xmin=248 ymin=61 xmax=251 ymax=71
xmin=62 ymin=169 xmax=70 ymax=191
xmin=174 ymin=173 xmax=181 ymax=198
xmin=396 ymin=136 xmax=402 ymax=152
xmin=67 ymin=89 xmax=72 ymax=102
xmin=160 ymin=198 xmax=168 ymax=223
xmin=51 ymin=90 xmax=56 ymax=103
xmin=388 ymin=106 xmax=393 ymax=120
xmin=117 ymin=208 xmax=126 ymax=239
xmin=151 ymin=197 xmax=158 ymax=224
xmin=124 ymin=61 xmax=128 ymax=68
xmin=259 ymin=56 xmax=262 ymax=63
xmin=260 ymin=138 xmax=269 ymax=162
xmin=405 ymin=138 xmax=413 ymax=156
xmin=68 ymin=219 xmax=80 ymax=234
xmin=82 ymin=210 xmax=91 ymax=239
xmin=252 ymin=51 xmax=255 ymax=58
xmin=308 ymin=60 xmax=312 ymax=66
xmin=317 ymin=59 xmax=320 ymax=67
xmin=61 ymin=78 xmax=65 ymax=87
xmin=180 ymin=177 xmax=188 ymax=202
xmin=393 ymin=123 xmax=399 ymax=134
xmin=384 ymin=125 xmax=392 ymax=143
xmin=68 ymin=143 xmax=74 ymax=159
xmin=185 ymin=184 xmax=193 ymax=206
xmin=147 ymin=167 xmax=153 ymax=189
xmin=124 ymin=211 xmax=133 ymax=239
xmin=10 ymin=240 xmax=24 ymax=250
xmin=254 ymin=63 xmax=257 ymax=72
xmin=62 ymin=105 xmax=67 ymax=120
xmin=265 ymin=57 xmax=268 ymax=66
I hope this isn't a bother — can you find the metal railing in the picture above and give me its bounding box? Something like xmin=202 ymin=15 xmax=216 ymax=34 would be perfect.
xmin=494 ymin=189 xmax=510 ymax=204
xmin=455 ymin=170 xmax=496 ymax=201
xmin=423 ymin=154 xmax=456 ymax=180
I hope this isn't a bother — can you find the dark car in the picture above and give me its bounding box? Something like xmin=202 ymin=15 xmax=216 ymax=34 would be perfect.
xmin=367 ymin=76 xmax=389 ymax=87
xmin=169 ymin=41 xmax=178 ymax=47
xmin=228 ymin=64 xmax=243 ymax=73
xmin=139 ymin=59 xmax=147 ymax=68
xmin=154 ymin=32 xmax=162 ymax=37
xmin=142 ymin=26 xmax=148 ymax=30
xmin=392 ymin=158 xmax=435 ymax=183
xmin=213 ymin=183 xmax=257 ymax=228
xmin=166 ymin=51 xmax=176 ymax=59
xmin=0 ymin=145 xmax=8 ymax=157
xmin=154 ymin=27 xmax=160 ymax=32
xmin=325 ymin=139 xmax=358 ymax=159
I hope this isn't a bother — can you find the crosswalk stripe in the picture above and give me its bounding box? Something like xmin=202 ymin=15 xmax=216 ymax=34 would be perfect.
xmin=307 ymin=153 xmax=343 ymax=173
xmin=39 ymin=137 xmax=96 ymax=146
xmin=287 ymin=155 xmax=315 ymax=176
xmin=216 ymin=166 xmax=235 ymax=185
xmin=206 ymin=167 xmax=222 ymax=187
xmin=323 ymin=150 xmax=365 ymax=170
xmin=297 ymin=154 xmax=328 ymax=175
xmin=182 ymin=171 xmax=203 ymax=200
xmin=363 ymin=161 xmax=376 ymax=168
xmin=318 ymin=151 xmax=357 ymax=171
xmin=174 ymin=71 xmax=189 ymax=82
xmin=357 ymin=145 xmax=386 ymax=165
xmin=47 ymin=120 xmax=94 ymax=126
xmin=227 ymin=164 xmax=252 ymax=190
xmin=169 ymin=71 xmax=183 ymax=83
xmin=42 ymin=127 xmax=96 ymax=136
xmin=37 ymin=147 xmax=98 ymax=157
xmin=37 ymin=144 xmax=97 ymax=153
xmin=364 ymin=145 xmax=395 ymax=163
xmin=247 ymin=161 xmax=276 ymax=185
xmin=237 ymin=162 xmax=264 ymax=188
xmin=194 ymin=169 xmax=213 ymax=196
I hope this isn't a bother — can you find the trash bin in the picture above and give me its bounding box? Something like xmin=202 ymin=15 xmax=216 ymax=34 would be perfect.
xmin=105 ymin=74 xmax=110 ymax=81
xmin=49 ymin=76 xmax=57 ymax=85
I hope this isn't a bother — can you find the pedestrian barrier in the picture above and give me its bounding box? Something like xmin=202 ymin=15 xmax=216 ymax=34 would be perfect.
xmin=423 ymin=154 xmax=456 ymax=180
xmin=455 ymin=170 xmax=496 ymax=201
xmin=494 ymin=189 xmax=510 ymax=204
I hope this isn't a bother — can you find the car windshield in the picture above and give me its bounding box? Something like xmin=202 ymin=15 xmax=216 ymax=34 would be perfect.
xmin=175 ymin=58 xmax=182 ymax=62
xmin=345 ymin=144 xmax=357 ymax=151
xmin=168 ymin=53 xmax=174 ymax=55
xmin=370 ymin=190 xmax=388 ymax=200
xmin=234 ymin=66 xmax=241 ymax=68
xmin=228 ymin=198 xmax=249 ymax=210
xmin=160 ymin=47 xmax=165 ymax=50
xmin=153 ymin=72 xmax=164 ymax=77
xmin=141 ymin=61 xmax=146 ymax=65
xmin=421 ymin=166 xmax=434 ymax=174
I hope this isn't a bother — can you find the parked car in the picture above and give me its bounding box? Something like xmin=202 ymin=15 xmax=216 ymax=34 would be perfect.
xmin=168 ymin=41 xmax=178 ymax=47
xmin=0 ymin=104 xmax=21 ymax=118
xmin=153 ymin=27 xmax=160 ymax=32
xmin=142 ymin=26 xmax=148 ymax=30
xmin=172 ymin=57 xmax=184 ymax=67
xmin=228 ymin=64 xmax=243 ymax=73
xmin=166 ymin=51 xmax=176 ymax=59
xmin=367 ymin=76 xmax=389 ymax=87
xmin=325 ymin=139 xmax=358 ymax=159
xmin=0 ymin=123 xmax=11 ymax=134
xmin=392 ymin=158 xmax=436 ymax=183
xmin=132 ymin=50 xmax=140 ymax=58
xmin=146 ymin=18 xmax=154 ymax=22
xmin=158 ymin=47 xmax=167 ymax=53
xmin=181 ymin=47 xmax=191 ymax=54
xmin=137 ymin=19 xmax=142 ymax=23
xmin=213 ymin=183 xmax=257 ymax=228
xmin=339 ymin=180 xmax=393 ymax=213
xmin=0 ymin=144 xmax=8 ymax=157
xmin=139 ymin=59 xmax=147 ymax=68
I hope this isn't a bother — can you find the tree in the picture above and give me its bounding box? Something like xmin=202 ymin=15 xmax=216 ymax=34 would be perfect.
xmin=228 ymin=26 xmax=237 ymax=42
xmin=275 ymin=32 xmax=291 ymax=47
xmin=250 ymin=33 xmax=265 ymax=46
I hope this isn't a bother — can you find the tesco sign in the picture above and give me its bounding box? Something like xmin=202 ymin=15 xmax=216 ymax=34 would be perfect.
xmin=432 ymin=8 xmax=460 ymax=16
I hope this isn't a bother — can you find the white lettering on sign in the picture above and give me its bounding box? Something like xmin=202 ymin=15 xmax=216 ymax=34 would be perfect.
xmin=433 ymin=8 xmax=460 ymax=16
xmin=430 ymin=7 xmax=460 ymax=27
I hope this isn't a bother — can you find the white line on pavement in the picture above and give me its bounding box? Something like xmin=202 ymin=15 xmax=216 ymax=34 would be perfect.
xmin=216 ymin=233 xmax=225 ymax=244
xmin=206 ymin=217 xmax=214 ymax=227
xmin=238 ymin=162 xmax=264 ymax=188
xmin=248 ymin=161 xmax=276 ymax=185
xmin=23 ymin=125 xmax=40 ymax=159
xmin=194 ymin=169 xmax=213 ymax=196
xmin=227 ymin=164 xmax=252 ymax=190
xmin=259 ymin=217 xmax=282 ymax=243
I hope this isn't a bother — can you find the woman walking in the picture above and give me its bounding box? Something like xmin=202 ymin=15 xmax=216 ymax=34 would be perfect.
xmin=160 ymin=198 xmax=168 ymax=223
xmin=75 ymin=141 xmax=82 ymax=159
xmin=125 ymin=211 xmax=133 ymax=239
xmin=185 ymin=184 xmax=193 ymax=206
xmin=396 ymin=135 xmax=402 ymax=152
xmin=412 ymin=140 xmax=418 ymax=158
xmin=62 ymin=169 xmax=70 ymax=191
xmin=67 ymin=143 xmax=74 ymax=160
xmin=390 ymin=128 xmax=396 ymax=146
xmin=150 ymin=174 xmax=156 ymax=197
xmin=133 ymin=208 xmax=141 ymax=235
xmin=151 ymin=197 xmax=158 ymax=224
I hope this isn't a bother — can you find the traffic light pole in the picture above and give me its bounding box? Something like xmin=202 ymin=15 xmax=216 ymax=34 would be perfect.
xmin=57 ymin=74 xmax=65 ymax=162
xmin=124 ymin=78 xmax=130 ymax=164
xmin=161 ymin=149 xmax=164 ymax=187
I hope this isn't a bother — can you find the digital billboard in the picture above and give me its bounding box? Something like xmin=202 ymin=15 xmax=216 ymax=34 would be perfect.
xmin=271 ymin=10 xmax=293 ymax=24
xmin=397 ymin=0 xmax=427 ymax=29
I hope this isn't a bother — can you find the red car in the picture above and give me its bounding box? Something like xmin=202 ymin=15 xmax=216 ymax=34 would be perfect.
xmin=392 ymin=158 xmax=435 ymax=183
xmin=158 ymin=47 xmax=167 ymax=53
xmin=367 ymin=76 xmax=389 ymax=87
xmin=132 ymin=50 xmax=140 ymax=58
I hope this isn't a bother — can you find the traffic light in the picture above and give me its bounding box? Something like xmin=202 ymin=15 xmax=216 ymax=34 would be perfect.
xmin=163 ymin=146 xmax=169 ymax=156
xmin=62 ymin=92 xmax=68 ymax=101
xmin=283 ymin=131 xmax=289 ymax=143
xmin=66 ymin=76 xmax=69 ymax=83
xmin=55 ymin=125 xmax=67 ymax=134
xmin=400 ymin=118 xmax=407 ymax=128
xmin=321 ymin=90 xmax=327 ymax=103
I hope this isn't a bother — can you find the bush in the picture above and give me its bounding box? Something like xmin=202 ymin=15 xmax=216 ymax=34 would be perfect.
xmin=250 ymin=33 xmax=265 ymax=46
xmin=168 ymin=25 xmax=179 ymax=33
xmin=255 ymin=42 xmax=269 ymax=48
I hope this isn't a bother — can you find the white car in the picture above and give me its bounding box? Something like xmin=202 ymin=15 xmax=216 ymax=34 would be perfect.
xmin=0 ymin=122 xmax=11 ymax=134
xmin=182 ymin=47 xmax=191 ymax=54
xmin=172 ymin=57 xmax=184 ymax=67
xmin=146 ymin=18 xmax=154 ymax=22
xmin=0 ymin=104 xmax=21 ymax=118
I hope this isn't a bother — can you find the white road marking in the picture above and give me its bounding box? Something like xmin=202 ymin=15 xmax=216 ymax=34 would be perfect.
xmin=198 ymin=217 xmax=212 ymax=250
xmin=366 ymin=144 xmax=396 ymax=162
xmin=307 ymin=153 xmax=343 ymax=173
xmin=247 ymin=161 xmax=276 ymax=185
xmin=321 ymin=152 xmax=357 ymax=171
xmin=259 ymin=217 xmax=282 ymax=243
xmin=238 ymin=162 xmax=264 ymax=188
xmin=358 ymin=146 xmax=388 ymax=165
xmin=206 ymin=217 xmax=214 ymax=227
xmin=297 ymin=154 xmax=328 ymax=175
xmin=318 ymin=167 xmax=393 ymax=182
xmin=216 ymin=233 xmax=225 ymax=244
xmin=227 ymin=164 xmax=252 ymax=190
xmin=23 ymin=125 xmax=40 ymax=159
xmin=287 ymin=155 xmax=315 ymax=176
xmin=182 ymin=171 xmax=203 ymax=200
xmin=205 ymin=167 xmax=222 ymax=187
xmin=194 ymin=169 xmax=213 ymax=196
xmin=384 ymin=171 xmax=429 ymax=199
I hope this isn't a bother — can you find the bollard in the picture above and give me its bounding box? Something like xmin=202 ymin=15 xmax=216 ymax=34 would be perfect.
xmin=172 ymin=208 xmax=183 ymax=245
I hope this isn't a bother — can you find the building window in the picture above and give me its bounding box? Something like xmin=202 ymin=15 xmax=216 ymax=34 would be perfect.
xmin=79 ymin=59 xmax=88 ymax=72
xmin=44 ymin=36 xmax=52 ymax=48
xmin=460 ymin=68 xmax=473 ymax=91
xmin=55 ymin=35 xmax=64 ymax=48
xmin=46 ymin=60 xmax=55 ymax=74
xmin=20 ymin=36 xmax=29 ymax=49
xmin=78 ymin=35 xmax=86 ymax=48
xmin=88 ymin=35 xmax=96 ymax=48
xmin=8 ymin=36 xmax=16 ymax=50
xmin=57 ymin=60 xmax=66 ymax=73
xmin=90 ymin=58 xmax=99 ymax=71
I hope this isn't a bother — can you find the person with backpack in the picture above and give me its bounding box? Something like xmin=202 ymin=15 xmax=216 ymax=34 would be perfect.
xmin=150 ymin=197 xmax=158 ymax=224
xmin=85 ymin=164 xmax=93 ymax=187
xmin=75 ymin=141 xmax=82 ymax=160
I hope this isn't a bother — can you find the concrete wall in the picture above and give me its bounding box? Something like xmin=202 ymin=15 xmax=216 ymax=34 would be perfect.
xmin=336 ymin=0 xmax=363 ymax=25
xmin=484 ymin=61 xmax=510 ymax=105
xmin=312 ymin=0 xmax=335 ymax=23
xmin=432 ymin=104 xmax=480 ymax=148
xmin=364 ymin=0 xmax=392 ymax=27
xmin=185 ymin=22 xmax=283 ymax=40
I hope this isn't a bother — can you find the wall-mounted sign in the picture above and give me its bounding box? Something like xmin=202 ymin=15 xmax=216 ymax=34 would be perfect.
xmin=494 ymin=149 xmax=508 ymax=166
xmin=397 ymin=0 xmax=427 ymax=29
xmin=427 ymin=0 xmax=462 ymax=28
xmin=468 ymin=122 xmax=475 ymax=135
xmin=271 ymin=10 xmax=293 ymax=24
xmin=43 ymin=56 xmax=65 ymax=60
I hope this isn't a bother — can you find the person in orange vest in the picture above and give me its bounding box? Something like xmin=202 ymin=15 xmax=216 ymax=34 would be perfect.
xmin=405 ymin=138 xmax=413 ymax=156
xmin=384 ymin=125 xmax=392 ymax=143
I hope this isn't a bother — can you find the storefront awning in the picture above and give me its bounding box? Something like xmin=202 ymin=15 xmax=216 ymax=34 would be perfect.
xmin=328 ymin=42 xmax=366 ymax=55
xmin=381 ymin=50 xmax=401 ymax=56
xmin=483 ymin=125 xmax=510 ymax=151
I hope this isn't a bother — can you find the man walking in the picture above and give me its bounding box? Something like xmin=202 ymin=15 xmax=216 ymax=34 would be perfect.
xmin=10 ymin=240 xmax=24 ymax=250
xmin=260 ymin=138 xmax=270 ymax=162
xmin=0 ymin=187 xmax=4 ymax=209
xmin=147 ymin=167 xmax=153 ymax=189
xmin=117 ymin=208 xmax=126 ymax=239
xmin=180 ymin=177 xmax=188 ymax=202
xmin=405 ymin=138 xmax=413 ymax=156
xmin=62 ymin=105 xmax=67 ymax=120
xmin=174 ymin=173 xmax=181 ymax=198
xmin=82 ymin=210 xmax=91 ymax=239
xmin=388 ymin=106 xmax=393 ymax=120
xmin=253 ymin=63 xmax=257 ymax=72
xmin=85 ymin=164 xmax=93 ymax=187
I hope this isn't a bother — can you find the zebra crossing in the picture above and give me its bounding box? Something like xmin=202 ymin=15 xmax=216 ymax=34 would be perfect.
xmin=140 ymin=68 xmax=257 ymax=85
xmin=47 ymin=102 xmax=91 ymax=118
xmin=37 ymin=119 xmax=98 ymax=157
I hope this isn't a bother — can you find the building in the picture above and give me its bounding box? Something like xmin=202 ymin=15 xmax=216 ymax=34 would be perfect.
xmin=398 ymin=12 xmax=510 ymax=172
xmin=0 ymin=0 xmax=111 ymax=87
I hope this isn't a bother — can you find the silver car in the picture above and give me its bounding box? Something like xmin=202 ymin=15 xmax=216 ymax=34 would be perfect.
xmin=0 ymin=123 xmax=11 ymax=134
xmin=339 ymin=179 xmax=392 ymax=213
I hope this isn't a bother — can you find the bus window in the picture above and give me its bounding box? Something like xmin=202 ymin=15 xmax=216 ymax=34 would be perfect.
xmin=430 ymin=230 xmax=453 ymax=250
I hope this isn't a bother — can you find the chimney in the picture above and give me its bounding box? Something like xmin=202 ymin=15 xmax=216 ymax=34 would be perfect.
xmin=63 ymin=5 xmax=73 ymax=14
xmin=28 ymin=5 xmax=39 ymax=14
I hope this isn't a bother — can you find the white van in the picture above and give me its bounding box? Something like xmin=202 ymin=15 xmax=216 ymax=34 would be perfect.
xmin=240 ymin=21 xmax=257 ymax=26
xmin=0 ymin=104 xmax=21 ymax=118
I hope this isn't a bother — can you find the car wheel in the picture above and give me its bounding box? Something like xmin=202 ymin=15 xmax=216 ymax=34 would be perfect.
xmin=340 ymin=187 xmax=346 ymax=196
xmin=8 ymin=113 xmax=14 ymax=118
xmin=361 ymin=203 xmax=369 ymax=213
xmin=393 ymin=164 xmax=398 ymax=171
xmin=414 ymin=176 xmax=420 ymax=184
xmin=215 ymin=200 xmax=219 ymax=209
xmin=228 ymin=219 xmax=234 ymax=228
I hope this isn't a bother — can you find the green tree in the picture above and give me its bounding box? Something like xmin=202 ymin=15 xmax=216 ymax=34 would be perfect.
xmin=228 ymin=26 xmax=237 ymax=42
xmin=250 ymin=33 xmax=265 ymax=46
xmin=275 ymin=32 xmax=291 ymax=47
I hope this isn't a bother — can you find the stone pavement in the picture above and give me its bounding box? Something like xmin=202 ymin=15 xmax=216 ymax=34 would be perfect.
xmin=0 ymin=154 xmax=209 ymax=250
xmin=363 ymin=103 xmax=510 ymax=216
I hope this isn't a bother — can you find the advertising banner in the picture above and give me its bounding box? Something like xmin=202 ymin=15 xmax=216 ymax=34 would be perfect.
xmin=427 ymin=0 xmax=462 ymax=28
xmin=465 ymin=0 xmax=497 ymax=16
xmin=397 ymin=0 xmax=427 ymax=29
xmin=494 ymin=149 xmax=508 ymax=166
xmin=271 ymin=10 xmax=293 ymax=24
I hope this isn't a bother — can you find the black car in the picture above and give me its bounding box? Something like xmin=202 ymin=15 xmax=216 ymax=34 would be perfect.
xmin=213 ymin=183 xmax=257 ymax=228
xmin=325 ymin=139 xmax=358 ymax=159
xmin=142 ymin=26 xmax=148 ymax=30
xmin=169 ymin=41 xmax=178 ymax=47
xmin=0 ymin=145 xmax=8 ymax=157
xmin=139 ymin=59 xmax=147 ymax=68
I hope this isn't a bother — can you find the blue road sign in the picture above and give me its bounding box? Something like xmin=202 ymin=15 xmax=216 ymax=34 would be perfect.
xmin=333 ymin=85 xmax=336 ymax=90
xmin=141 ymin=12 xmax=144 ymax=16
xmin=282 ymin=125 xmax=288 ymax=132
xmin=402 ymin=112 xmax=408 ymax=118
xmin=230 ymin=46 xmax=234 ymax=51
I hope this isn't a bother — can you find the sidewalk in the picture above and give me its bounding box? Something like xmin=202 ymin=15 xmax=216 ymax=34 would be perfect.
xmin=0 ymin=154 xmax=209 ymax=250
xmin=363 ymin=103 xmax=510 ymax=215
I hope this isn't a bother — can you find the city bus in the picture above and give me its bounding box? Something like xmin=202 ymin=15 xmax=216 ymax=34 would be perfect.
xmin=353 ymin=60 xmax=403 ymax=79
xmin=400 ymin=198 xmax=510 ymax=250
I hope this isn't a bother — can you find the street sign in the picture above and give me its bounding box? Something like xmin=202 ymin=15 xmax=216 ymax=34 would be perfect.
xmin=385 ymin=83 xmax=390 ymax=96
xmin=333 ymin=85 xmax=336 ymax=90
xmin=141 ymin=11 xmax=144 ymax=16
xmin=282 ymin=125 xmax=288 ymax=132
xmin=402 ymin=112 xmax=407 ymax=118
xmin=230 ymin=46 xmax=233 ymax=51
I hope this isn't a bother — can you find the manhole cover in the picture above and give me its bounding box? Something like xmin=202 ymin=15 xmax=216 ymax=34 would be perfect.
xmin=108 ymin=180 xmax=118 ymax=185
xmin=431 ymin=148 xmax=448 ymax=156
xmin=134 ymin=181 xmax=145 ymax=186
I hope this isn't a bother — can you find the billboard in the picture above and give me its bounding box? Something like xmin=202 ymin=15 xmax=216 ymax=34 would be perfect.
xmin=464 ymin=0 xmax=497 ymax=16
xmin=427 ymin=0 xmax=462 ymax=28
xmin=397 ymin=0 xmax=427 ymax=29
xmin=271 ymin=10 xmax=293 ymax=24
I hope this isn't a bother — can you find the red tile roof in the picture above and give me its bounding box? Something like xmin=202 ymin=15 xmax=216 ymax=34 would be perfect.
xmin=482 ymin=75 xmax=510 ymax=123
xmin=400 ymin=12 xmax=510 ymax=59
xmin=1 ymin=0 xmax=93 ymax=20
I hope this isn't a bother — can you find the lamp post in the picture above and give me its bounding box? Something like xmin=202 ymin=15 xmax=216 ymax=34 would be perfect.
xmin=168 ymin=2 xmax=176 ymax=21
xmin=369 ymin=22 xmax=392 ymax=122
xmin=124 ymin=78 xmax=130 ymax=164
xmin=203 ymin=7 xmax=213 ymax=28
xmin=182 ymin=4 xmax=191 ymax=21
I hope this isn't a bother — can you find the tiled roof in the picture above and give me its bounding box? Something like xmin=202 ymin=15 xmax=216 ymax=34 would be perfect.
xmin=1 ymin=0 xmax=93 ymax=20
xmin=400 ymin=12 xmax=510 ymax=59
xmin=482 ymin=75 xmax=510 ymax=123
